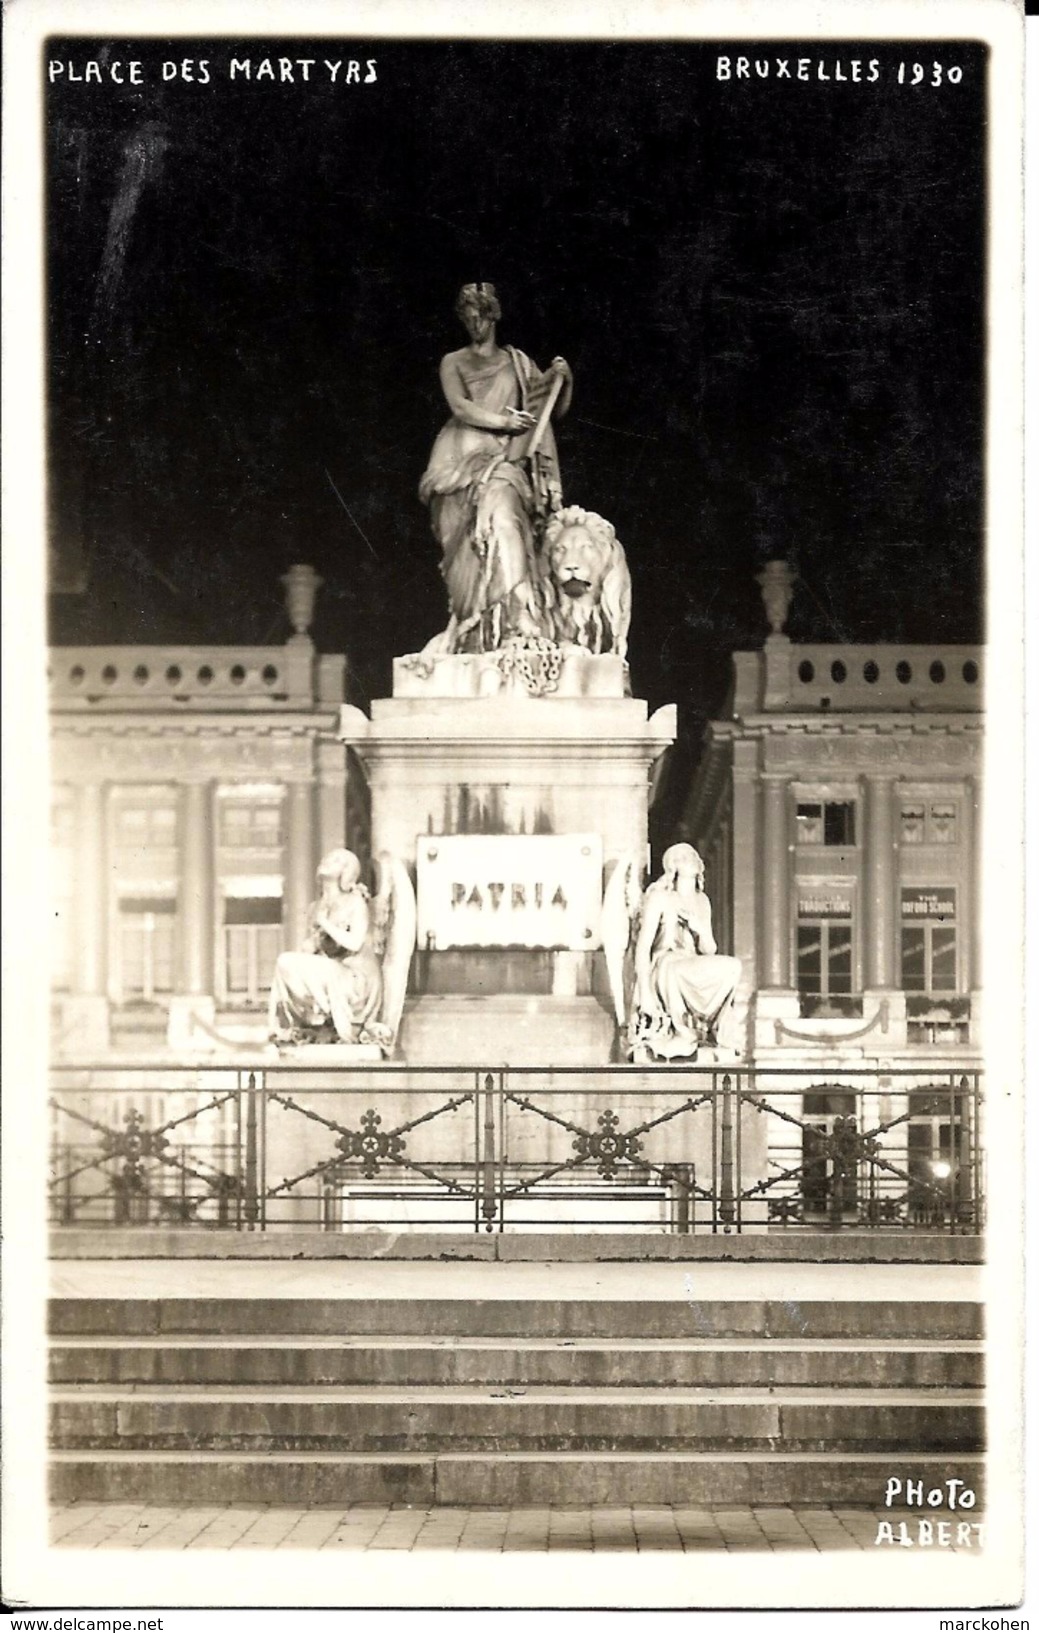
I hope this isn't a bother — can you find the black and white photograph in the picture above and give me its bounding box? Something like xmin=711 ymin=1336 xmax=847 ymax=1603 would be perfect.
xmin=1 ymin=0 xmax=1028 ymax=1614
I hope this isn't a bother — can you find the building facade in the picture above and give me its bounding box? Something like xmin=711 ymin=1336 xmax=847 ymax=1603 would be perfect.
xmin=679 ymin=570 xmax=983 ymax=1228
xmin=47 ymin=562 xmax=985 ymax=1230
xmin=48 ymin=567 xmax=364 ymax=1057
xmin=682 ymin=628 xmax=982 ymax=1063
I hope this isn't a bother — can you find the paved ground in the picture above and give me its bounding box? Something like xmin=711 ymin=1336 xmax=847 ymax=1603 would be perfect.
xmin=50 ymin=1503 xmax=987 ymax=1552
xmin=49 ymin=1259 xmax=984 ymax=1301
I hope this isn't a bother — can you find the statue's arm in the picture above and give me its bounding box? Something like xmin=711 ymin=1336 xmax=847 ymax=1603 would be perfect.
xmin=697 ymin=896 xmax=718 ymax=957
xmin=438 ymin=354 xmax=533 ymax=434
xmin=549 ymin=357 xmax=573 ymax=418
xmin=526 ymin=356 xmax=574 ymax=420
xmin=315 ymin=897 xmax=369 ymax=955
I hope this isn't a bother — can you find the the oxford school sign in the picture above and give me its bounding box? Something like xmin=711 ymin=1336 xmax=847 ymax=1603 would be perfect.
xmin=901 ymin=887 xmax=956 ymax=920
xmin=417 ymin=834 xmax=604 ymax=950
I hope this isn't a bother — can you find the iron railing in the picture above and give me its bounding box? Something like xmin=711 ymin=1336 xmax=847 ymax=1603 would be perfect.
xmin=48 ymin=1062 xmax=984 ymax=1235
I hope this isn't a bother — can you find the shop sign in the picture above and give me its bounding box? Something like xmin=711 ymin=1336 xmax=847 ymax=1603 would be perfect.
xmin=797 ymin=886 xmax=853 ymax=919
xmin=901 ymin=887 xmax=956 ymax=920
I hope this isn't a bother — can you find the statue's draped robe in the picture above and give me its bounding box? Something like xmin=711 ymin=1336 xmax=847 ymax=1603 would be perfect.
xmin=641 ymin=893 xmax=741 ymax=1048
xmin=268 ymin=892 xmax=383 ymax=1042
xmin=419 ymin=347 xmax=561 ymax=653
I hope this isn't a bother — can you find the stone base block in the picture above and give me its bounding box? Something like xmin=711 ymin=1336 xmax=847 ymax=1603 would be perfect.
xmin=49 ymin=1452 xmax=985 ymax=1511
xmin=50 ymin=1452 xmax=435 ymax=1507
xmin=54 ymin=995 xmax=110 ymax=1058
xmin=432 ymin=1453 xmax=986 ymax=1510
xmin=166 ymin=995 xmax=218 ymax=1053
xmin=400 ymin=994 xmax=616 ymax=1065
xmin=752 ymin=991 xmax=907 ymax=1052
xmin=863 ymin=990 xmax=908 ymax=1048
xmin=392 ymin=647 xmax=629 ymax=699
xmin=48 ymin=1295 xmax=984 ymax=1341
xmin=751 ymin=990 xmax=801 ymax=1050
xmin=49 ymin=1392 xmax=983 ymax=1454
xmin=47 ymin=1228 xmax=986 ymax=1263
xmin=968 ymin=988 xmax=984 ymax=1049
xmin=265 ymin=1041 xmax=385 ymax=1064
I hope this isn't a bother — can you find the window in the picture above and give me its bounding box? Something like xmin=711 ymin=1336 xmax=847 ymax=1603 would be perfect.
xmin=900 ymin=803 xmax=926 ymax=844
xmin=222 ymin=896 xmax=283 ymax=1005
xmin=114 ymin=802 xmax=177 ymax=849
xmin=797 ymin=921 xmax=853 ymax=1000
xmin=801 ymin=1090 xmax=858 ymax=1217
xmin=219 ymin=800 xmax=284 ymax=848
xmin=930 ymin=803 xmax=957 ymax=844
xmin=796 ymin=801 xmax=855 ymax=846
xmin=796 ymin=886 xmax=855 ymax=1013
xmin=901 ymin=926 xmax=957 ymax=993
xmin=900 ymin=800 xmax=959 ymax=845
xmin=906 ymin=1089 xmax=970 ymax=1225
xmin=117 ymin=896 xmax=176 ymax=1000
xmin=900 ymin=889 xmax=958 ymax=994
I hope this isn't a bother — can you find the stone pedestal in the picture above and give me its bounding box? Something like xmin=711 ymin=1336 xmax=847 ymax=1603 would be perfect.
xmin=339 ymin=691 xmax=674 ymax=873
xmin=751 ymin=990 xmax=801 ymax=1051
xmin=400 ymin=995 xmax=616 ymax=1066
xmin=339 ymin=651 xmax=675 ymax=1065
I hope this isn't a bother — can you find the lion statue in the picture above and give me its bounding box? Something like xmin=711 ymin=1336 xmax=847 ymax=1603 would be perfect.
xmin=540 ymin=506 xmax=631 ymax=662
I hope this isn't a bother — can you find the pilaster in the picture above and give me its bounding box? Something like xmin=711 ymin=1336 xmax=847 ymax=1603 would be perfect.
xmin=967 ymin=774 xmax=983 ymax=1046
xmin=315 ymin=736 xmax=347 ymax=860
xmin=59 ymin=782 xmax=111 ymax=1055
xmin=285 ymin=779 xmax=318 ymax=950
xmin=731 ymin=738 xmax=760 ymax=1023
xmin=862 ymin=773 xmax=897 ymax=989
xmin=760 ymin=772 xmax=791 ymax=988
xmin=177 ymin=780 xmax=214 ymax=995
xmin=966 ymin=774 xmax=982 ymax=993
xmin=75 ymin=782 xmax=108 ymax=997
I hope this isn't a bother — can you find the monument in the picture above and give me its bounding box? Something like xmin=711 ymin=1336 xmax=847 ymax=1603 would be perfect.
xmin=335 ymin=283 xmax=696 ymax=1067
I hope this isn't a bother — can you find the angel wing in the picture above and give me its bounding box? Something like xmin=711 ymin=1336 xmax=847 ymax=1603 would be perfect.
xmin=373 ymin=851 xmax=417 ymax=1046
xmin=600 ymin=850 xmax=645 ymax=1026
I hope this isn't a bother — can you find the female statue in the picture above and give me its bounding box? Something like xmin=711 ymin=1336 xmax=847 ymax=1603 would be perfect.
xmin=632 ymin=844 xmax=742 ymax=1060
xmin=419 ymin=282 xmax=573 ymax=654
xmin=268 ymin=849 xmax=384 ymax=1045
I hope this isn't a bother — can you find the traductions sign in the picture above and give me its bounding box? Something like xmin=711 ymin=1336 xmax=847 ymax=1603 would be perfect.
xmin=417 ymin=835 xmax=604 ymax=950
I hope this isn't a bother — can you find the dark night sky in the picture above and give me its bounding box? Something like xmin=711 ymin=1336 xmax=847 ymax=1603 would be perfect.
xmin=47 ymin=37 xmax=987 ymax=792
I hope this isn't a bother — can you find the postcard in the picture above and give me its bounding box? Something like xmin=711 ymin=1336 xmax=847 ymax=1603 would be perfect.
xmin=1 ymin=0 xmax=1027 ymax=1615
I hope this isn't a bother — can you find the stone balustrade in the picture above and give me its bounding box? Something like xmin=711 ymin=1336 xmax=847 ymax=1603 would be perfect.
xmin=50 ymin=642 xmax=345 ymax=711
xmin=735 ymin=642 xmax=983 ymax=715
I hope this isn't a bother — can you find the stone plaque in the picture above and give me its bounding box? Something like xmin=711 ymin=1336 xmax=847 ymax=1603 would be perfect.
xmin=417 ymin=834 xmax=603 ymax=950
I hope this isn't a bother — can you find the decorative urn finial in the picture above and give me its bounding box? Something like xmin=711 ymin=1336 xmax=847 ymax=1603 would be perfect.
xmin=281 ymin=563 xmax=323 ymax=636
xmin=756 ymin=558 xmax=796 ymax=636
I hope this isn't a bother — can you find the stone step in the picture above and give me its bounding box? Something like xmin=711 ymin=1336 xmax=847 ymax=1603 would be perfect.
xmin=49 ymin=1448 xmax=987 ymax=1508
xmin=48 ymin=1297 xmax=985 ymax=1340
xmin=49 ymin=1335 xmax=984 ymax=1389
xmin=50 ymin=1386 xmax=984 ymax=1453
